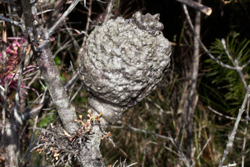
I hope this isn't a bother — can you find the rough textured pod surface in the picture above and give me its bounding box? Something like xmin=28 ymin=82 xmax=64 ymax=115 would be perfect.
xmin=80 ymin=11 xmax=172 ymax=123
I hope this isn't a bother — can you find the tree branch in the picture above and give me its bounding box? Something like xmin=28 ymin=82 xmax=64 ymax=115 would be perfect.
xmin=103 ymin=0 xmax=114 ymax=23
xmin=176 ymin=0 xmax=212 ymax=15
xmin=0 ymin=16 xmax=22 ymax=27
xmin=34 ymin=28 xmax=79 ymax=134
xmin=20 ymin=70 xmax=80 ymax=122
xmin=219 ymin=87 xmax=250 ymax=167
xmin=19 ymin=0 xmax=79 ymax=135
xmin=241 ymin=99 xmax=249 ymax=167
xmin=48 ymin=0 xmax=79 ymax=35
xmin=221 ymin=38 xmax=248 ymax=92
xmin=186 ymin=0 xmax=201 ymax=160
xmin=182 ymin=4 xmax=237 ymax=70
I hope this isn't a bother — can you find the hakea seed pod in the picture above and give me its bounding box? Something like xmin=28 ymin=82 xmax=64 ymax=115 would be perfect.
xmin=80 ymin=11 xmax=172 ymax=124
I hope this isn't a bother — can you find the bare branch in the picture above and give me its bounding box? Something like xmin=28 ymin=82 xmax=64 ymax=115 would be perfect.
xmin=186 ymin=0 xmax=201 ymax=159
xmin=219 ymin=87 xmax=250 ymax=167
xmin=169 ymin=136 xmax=191 ymax=167
xmin=222 ymin=163 xmax=237 ymax=167
xmin=20 ymin=100 xmax=48 ymax=121
xmin=77 ymin=0 xmax=92 ymax=63
xmin=221 ymin=39 xmax=248 ymax=91
xmin=241 ymin=99 xmax=249 ymax=167
xmin=0 ymin=0 xmax=16 ymax=5
xmin=103 ymin=0 xmax=115 ymax=23
xmin=182 ymin=4 xmax=237 ymax=70
xmin=13 ymin=45 xmax=28 ymax=126
xmin=7 ymin=4 xmax=16 ymax=36
xmin=0 ymin=16 xmax=22 ymax=27
xmin=24 ymin=116 xmax=38 ymax=166
xmin=0 ymin=82 xmax=8 ymax=148
xmin=20 ymin=69 xmax=79 ymax=122
xmin=176 ymin=0 xmax=212 ymax=15
xmin=208 ymin=106 xmax=249 ymax=122
xmin=127 ymin=125 xmax=172 ymax=140
xmin=63 ymin=22 xmax=80 ymax=50
xmin=241 ymin=59 xmax=250 ymax=69
xmin=191 ymin=137 xmax=211 ymax=167
xmin=37 ymin=9 xmax=55 ymax=15
xmin=64 ymin=69 xmax=80 ymax=89
xmin=49 ymin=0 xmax=80 ymax=35
xmin=70 ymin=82 xmax=83 ymax=102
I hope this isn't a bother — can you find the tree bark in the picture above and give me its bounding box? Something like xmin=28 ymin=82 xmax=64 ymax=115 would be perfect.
xmin=186 ymin=0 xmax=201 ymax=162
xmin=4 ymin=119 xmax=20 ymax=167
xmin=77 ymin=108 xmax=107 ymax=167
xmin=33 ymin=27 xmax=79 ymax=134
xmin=20 ymin=0 xmax=79 ymax=134
xmin=18 ymin=1 xmax=105 ymax=166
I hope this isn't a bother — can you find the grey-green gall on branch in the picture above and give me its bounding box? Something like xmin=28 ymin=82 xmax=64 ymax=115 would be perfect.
xmin=80 ymin=11 xmax=172 ymax=124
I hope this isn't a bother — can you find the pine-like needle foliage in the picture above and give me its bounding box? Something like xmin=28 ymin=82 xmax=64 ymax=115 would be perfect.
xmin=204 ymin=32 xmax=250 ymax=115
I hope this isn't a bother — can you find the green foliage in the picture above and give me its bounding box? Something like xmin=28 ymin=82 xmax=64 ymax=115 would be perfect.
xmin=203 ymin=32 xmax=250 ymax=114
xmin=38 ymin=114 xmax=55 ymax=128
xmin=54 ymin=56 xmax=61 ymax=65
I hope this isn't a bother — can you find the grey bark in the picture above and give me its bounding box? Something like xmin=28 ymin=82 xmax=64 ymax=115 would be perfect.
xmin=186 ymin=0 xmax=201 ymax=162
xmin=176 ymin=0 xmax=212 ymax=15
xmin=77 ymin=108 xmax=108 ymax=167
xmin=4 ymin=119 xmax=20 ymax=167
xmin=33 ymin=27 xmax=79 ymax=134
xmin=17 ymin=1 xmax=103 ymax=166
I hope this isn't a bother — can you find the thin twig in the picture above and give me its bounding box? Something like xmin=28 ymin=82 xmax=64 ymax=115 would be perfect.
xmin=20 ymin=70 xmax=79 ymax=122
xmin=1 ymin=18 xmax=7 ymax=148
xmin=170 ymin=136 xmax=190 ymax=167
xmin=0 ymin=82 xmax=8 ymax=148
xmin=208 ymin=106 xmax=248 ymax=122
xmin=49 ymin=0 xmax=80 ymax=35
xmin=111 ymin=124 xmax=171 ymax=140
xmin=0 ymin=16 xmax=22 ymax=27
xmin=13 ymin=46 xmax=29 ymax=126
xmin=164 ymin=145 xmax=182 ymax=158
xmin=221 ymin=39 xmax=248 ymax=91
xmin=19 ymin=140 xmax=42 ymax=163
xmin=241 ymin=99 xmax=249 ymax=167
xmin=241 ymin=59 xmax=250 ymax=69
xmin=64 ymin=70 xmax=80 ymax=89
xmin=70 ymin=82 xmax=84 ymax=102
xmin=21 ymin=102 xmax=46 ymax=121
xmin=1 ymin=13 xmax=7 ymax=73
xmin=176 ymin=0 xmax=212 ymax=15
xmin=77 ymin=0 xmax=92 ymax=63
xmin=128 ymin=124 xmax=171 ymax=140
xmin=27 ymin=70 xmax=40 ymax=87
xmin=63 ymin=22 xmax=80 ymax=50
xmin=191 ymin=137 xmax=211 ymax=167
xmin=0 ymin=85 xmax=4 ymax=94
xmin=218 ymin=87 xmax=250 ymax=167
xmin=103 ymin=0 xmax=115 ymax=23
xmin=37 ymin=9 xmax=55 ymax=15
xmin=25 ymin=115 xmax=38 ymax=166
xmin=222 ymin=163 xmax=237 ymax=167
xmin=52 ymin=39 xmax=73 ymax=58
xmin=24 ymin=89 xmax=47 ymax=166
xmin=7 ymin=4 xmax=16 ymax=36
xmin=127 ymin=162 xmax=138 ymax=167
xmin=108 ymin=137 xmax=116 ymax=148
xmin=182 ymin=4 xmax=237 ymax=70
